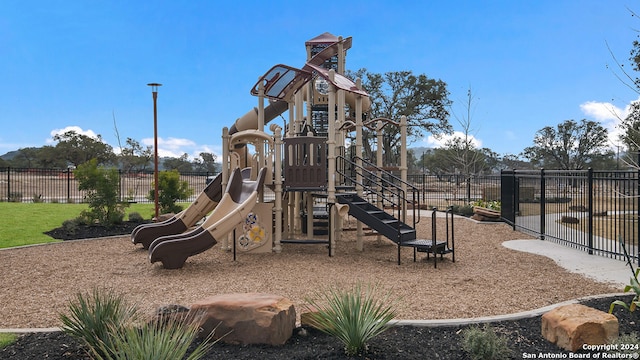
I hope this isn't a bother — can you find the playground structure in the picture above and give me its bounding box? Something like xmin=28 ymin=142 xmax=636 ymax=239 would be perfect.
xmin=132 ymin=32 xmax=455 ymax=269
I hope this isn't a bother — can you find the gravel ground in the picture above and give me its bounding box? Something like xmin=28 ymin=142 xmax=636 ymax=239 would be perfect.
xmin=0 ymin=213 xmax=620 ymax=329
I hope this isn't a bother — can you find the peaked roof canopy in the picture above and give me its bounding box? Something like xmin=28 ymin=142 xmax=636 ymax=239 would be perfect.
xmin=305 ymin=32 xmax=339 ymax=46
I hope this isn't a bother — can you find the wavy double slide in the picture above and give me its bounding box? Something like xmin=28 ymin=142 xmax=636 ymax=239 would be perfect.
xmin=131 ymin=172 xmax=224 ymax=249
xmin=148 ymin=167 xmax=266 ymax=269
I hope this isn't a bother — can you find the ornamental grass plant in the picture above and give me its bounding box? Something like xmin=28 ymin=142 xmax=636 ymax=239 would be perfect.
xmin=304 ymin=282 xmax=398 ymax=356
xmin=93 ymin=312 xmax=216 ymax=360
xmin=59 ymin=288 xmax=140 ymax=358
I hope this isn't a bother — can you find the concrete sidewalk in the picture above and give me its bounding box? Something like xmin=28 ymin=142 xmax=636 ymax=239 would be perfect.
xmin=503 ymin=239 xmax=634 ymax=288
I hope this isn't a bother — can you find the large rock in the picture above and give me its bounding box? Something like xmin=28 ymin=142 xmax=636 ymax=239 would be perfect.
xmin=189 ymin=293 xmax=296 ymax=345
xmin=541 ymin=304 xmax=618 ymax=352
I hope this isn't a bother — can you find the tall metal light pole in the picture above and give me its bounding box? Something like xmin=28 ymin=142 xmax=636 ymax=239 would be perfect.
xmin=147 ymin=83 xmax=162 ymax=221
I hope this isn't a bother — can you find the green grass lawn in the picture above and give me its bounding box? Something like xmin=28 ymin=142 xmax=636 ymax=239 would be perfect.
xmin=0 ymin=202 xmax=157 ymax=249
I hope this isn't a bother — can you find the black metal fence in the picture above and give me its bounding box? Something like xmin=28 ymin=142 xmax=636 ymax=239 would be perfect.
xmin=501 ymin=169 xmax=639 ymax=263
xmin=406 ymin=173 xmax=502 ymax=209
xmin=4 ymin=165 xmax=639 ymax=263
xmin=1 ymin=167 xmax=214 ymax=204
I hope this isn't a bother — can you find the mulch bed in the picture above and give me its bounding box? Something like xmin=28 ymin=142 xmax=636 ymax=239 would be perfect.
xmin=1 ymin=295 xmax=639 ymax=359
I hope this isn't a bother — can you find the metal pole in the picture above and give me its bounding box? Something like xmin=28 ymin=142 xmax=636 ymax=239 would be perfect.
xmin=147 ymin=83 xmax=162 ymax=220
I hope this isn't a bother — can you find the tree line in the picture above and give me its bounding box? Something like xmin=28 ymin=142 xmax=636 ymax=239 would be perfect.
xmin=0 ymin=130 xmax=218 ymax=174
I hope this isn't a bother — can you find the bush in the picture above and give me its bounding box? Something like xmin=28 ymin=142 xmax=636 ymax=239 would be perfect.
xmin=128 ymin=212 xmax=144 ymax=223
xmin=609 ymin=332 xmax=640 ymax=355
xmin=74 ymin=159 xmax=129 ymax=225
xmin=148 ymin=170 xmax=193 ymax=214
xmin=59 ymin=288 xmax=140 ymax=358
xmin=461 ymin=324 xmax=512 ymax=360
xmin=61 ymin=219 xmax=80 ymax=235
xmin=451 ymin=204 xmax=474 ymax=217
xmin=8 ymin=192 xmax=22 ymax=203
xmin=304 ymin=282 xmax=397 ymax=356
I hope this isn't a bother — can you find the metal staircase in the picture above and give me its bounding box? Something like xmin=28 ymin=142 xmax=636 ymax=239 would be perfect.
xmin=335 ymin=155 xmax=454 ymax=267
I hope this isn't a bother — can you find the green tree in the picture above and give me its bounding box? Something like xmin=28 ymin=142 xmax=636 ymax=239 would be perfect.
xmin=163 ymin=153 xmax=192 ymax=172
xmin=148 ymin=170 xmax=193 ymax=214
xmin=523 ymin=119 xmax=613 ymax=170
xmin=619 ymin=101 xmax=640 ymax=151
xmin=347 ymin=69 xmax=452 ymax=164
xmin=118 ymin=138 xmax=152 ymax=173
xmin=54 ymin=130 xmax=115 ymax=167
xmin=74 ymin=159 xmax=128 ymax=225
xmin=10 ymin=146 xmax=66 ymax=168
xmin=192 ymin=152 xmax=218 ymax=173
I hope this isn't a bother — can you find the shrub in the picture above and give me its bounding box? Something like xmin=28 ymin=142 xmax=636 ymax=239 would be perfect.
xmin=59 ymin=288 xmax=140 ymax=358
xmin=471 ymin=199 xmax=501 ymax=211
xmin=128 ymin=212 xmax=144 ymax=223
xmin=8 ymin=192 xmax=22 ymax=202
xmin=147 ymin=170 xmax=193 ymax=214
xmin=94 ymin=312 xmax=217 ymax=360
xmin=61 ymin=219 xmax=80 ymax=235
xmin=451 ymin=204 xmax=474 ymax=217
xmin=609 ymin=332 xmax=640 ymax=355
xmin=304 ymin=282 xmax=397 ymax=356
xmin=461 ymin=324 xmax=512 ymax=360
xmin=74 ymin=159 xmax=129 ymax=225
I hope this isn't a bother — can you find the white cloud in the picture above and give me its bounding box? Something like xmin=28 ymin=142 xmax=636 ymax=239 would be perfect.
xmin=422 ymin=131 xmax=482 ymax=149
xmin=579 ymin=99 xmax=636 ymax=148
xmin=46 ymin=126 xmax=101 ymax=144
xmin=142 ymin=137 xmax=220 ymax=159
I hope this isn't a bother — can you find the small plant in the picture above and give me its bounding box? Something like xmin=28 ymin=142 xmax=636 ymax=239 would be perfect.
xmin=59 ymin=288 xmax=140 ymax=358
xmin=461 ymin=324 xmax=512 ymax=360
xmin=148 ymin=170 xmax=193 ymax=214
xmin=0 ymin=333 xmax=17 ymax=349
xmin=8 ymin=192 xmax=22 ymax=202
xmin=610 ymin=237 xmax=640 ymax=314
xmin=304 ymin=282 xmax=397 ymax=356
xmin=93 ymin=312 xmax=216 ymax=360
xmin=471 ymin=199 xmax=501 ymax=211
xmin=61 ymin=219 xmax=80 ymax=235
xmin=608 ymin=332 xmax=640 ymax=355
xmin=451 ymin=204 xmax=474 ymax=217
xmin=128 ymin=212 xmax=144 ymax=223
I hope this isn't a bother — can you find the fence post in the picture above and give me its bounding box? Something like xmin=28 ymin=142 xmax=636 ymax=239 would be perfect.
xmin=66 ymin=168 xmax=71 ymax=203
xmin=540 ymin=168 xmax=545 ymax=240
xmin=637 ymin=152 xmax=640 ymax=263
xmin=6 ymin=167 xmax=10 ymax=202
xmin=119 ymin=169 xmax=123 ymax=202
xmin=587 ymin=168 xmax=594 ymax=255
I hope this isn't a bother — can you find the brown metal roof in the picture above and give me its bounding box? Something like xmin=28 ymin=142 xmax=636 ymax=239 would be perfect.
xmin=305 ymin=32 xmax=339 ymax=46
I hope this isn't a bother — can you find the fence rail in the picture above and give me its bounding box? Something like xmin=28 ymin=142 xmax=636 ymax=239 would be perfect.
xmin=1 ymin=167 xmax=214 ymax=204
xmin=501 ymin=169 xmax=640 ymax=263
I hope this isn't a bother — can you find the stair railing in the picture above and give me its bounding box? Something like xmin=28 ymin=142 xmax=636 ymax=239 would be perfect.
xmin=336 ymin=155 xmax=421 ymax=229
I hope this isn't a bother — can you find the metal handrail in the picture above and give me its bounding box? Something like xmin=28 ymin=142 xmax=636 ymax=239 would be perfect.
xmin=336 ymin=155 xmax=420 ymax=228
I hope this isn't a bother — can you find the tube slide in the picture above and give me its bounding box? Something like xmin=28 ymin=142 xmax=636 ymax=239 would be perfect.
xmin=131 ymin=172 xmax=224 ymax=249
xmin=149 ymin=167 xmax=267 ymax=269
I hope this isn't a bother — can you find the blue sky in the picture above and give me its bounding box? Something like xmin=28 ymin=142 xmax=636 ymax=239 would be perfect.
xmin=1 ymin=0 xmax=638 ymax=160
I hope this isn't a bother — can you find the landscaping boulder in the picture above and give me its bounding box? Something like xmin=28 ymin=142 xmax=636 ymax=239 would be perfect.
xmin=189 ymin=293 xmax=296 ymax=345
xmin=541 ymin=304 xmax=618 ymax=352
